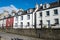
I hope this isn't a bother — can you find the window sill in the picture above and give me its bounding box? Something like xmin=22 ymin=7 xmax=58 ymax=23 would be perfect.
xmin=27 ymin=19 xmax=30 ymax=20
xmin=53 ymin=14 xmax=58 ymax=16
xmin=45 ymin=16 xmax=49 ymax=17
xmin=38 ymin=17 xmax=41 ymax=18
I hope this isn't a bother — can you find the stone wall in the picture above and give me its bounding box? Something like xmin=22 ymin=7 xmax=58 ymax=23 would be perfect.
xmin=1 ymin=28 xmax=60 ymax=40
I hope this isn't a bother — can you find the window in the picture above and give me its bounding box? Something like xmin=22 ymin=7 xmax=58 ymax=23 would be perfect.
xmin=54 ymin=9 xmax=58 ymax=15
xmin=40 ymin=12 xmax=42 ymax=17
xmin=15 ymin=23 xmax=17 ymax=27
xmin=44 ymin=4 xmax=46 ymax=8
xmin=39 ymin=20 xmax=42 ymax=25
xmin=21 ymin=22 xmax=23 ymax=27
xmin=20 ymin=12 xmax=22 ymax=14
xmin=15 ymin=16 xmax=18 ymax=21
xmin=27 ymin=15 xmax=30 ymax=20
xmin=55 ymin=19 xmax=59 ymax=25
xmin=21 ymin=16 xmax=23 ymax=20
xmin=4 ymin=16 xmax=6 ymax=18
xmin=15 ymin=13 xmax=18 ymax=16
xmin=46 ymin=11 xmax=50 ymax=16
xmin=27 ymin=22 xmax=30 ymax=26
xmin=47 ymin=20 xmax=51 ymax=27
xmin=18 ymin=12 xmax=22 ymax=15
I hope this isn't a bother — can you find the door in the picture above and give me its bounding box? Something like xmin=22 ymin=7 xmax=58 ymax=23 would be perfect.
xmin=47 ymin=20 xmax=51 ymax=28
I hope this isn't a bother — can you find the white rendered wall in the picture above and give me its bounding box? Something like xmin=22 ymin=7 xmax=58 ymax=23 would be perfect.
xmin=13 ymin=7 xmax=60 ymax=29
xmin=13 ymin=14 xmax=33 ymax=29
xmin=0 ymin=19 xmax=6 ymax=28
xmin=36 ymin=7 xmax=60 ymax=28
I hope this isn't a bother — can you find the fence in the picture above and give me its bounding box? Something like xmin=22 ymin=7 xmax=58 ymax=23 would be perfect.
xmin=0 ymin=24 xmax=60 ymax=40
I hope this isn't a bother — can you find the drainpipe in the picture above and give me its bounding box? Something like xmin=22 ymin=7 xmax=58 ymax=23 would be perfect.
xmin=34 ymin=12 xmax=37 ymax=29
xmin=32 ymin=12 xmax=33 ymax=28
xmin=33 ymin=5 xmax=39 ymax=33
xmin=41 ymin=14 xmax=42 ymax=28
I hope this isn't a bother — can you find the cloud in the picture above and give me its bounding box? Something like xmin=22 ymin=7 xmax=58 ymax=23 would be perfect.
xmin=0 ymin=4 xmax=18 ymax=14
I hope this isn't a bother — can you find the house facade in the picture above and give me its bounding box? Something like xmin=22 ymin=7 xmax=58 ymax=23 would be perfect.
xmin=36 ymin=7 xmax=60 ymax=28
xmin=0 ymin=1 xmax=60 ymax=29
xmin=13 ymin=9 xmax=34 ymax=29
xmin=6 ymin=17 xmax=14 ymax=28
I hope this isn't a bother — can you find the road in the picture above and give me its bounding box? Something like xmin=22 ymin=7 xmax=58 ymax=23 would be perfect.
xmin=0 ymin=32 xmax=43 ymax=40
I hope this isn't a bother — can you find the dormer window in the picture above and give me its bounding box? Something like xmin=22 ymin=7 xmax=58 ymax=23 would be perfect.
xmin=12 ymin=13 xmax=15 ymax=16
xmin=46 ymin=4 xmax=50 ymax=8
xmin=27 ymin=10 xmax=31 ymax=13
xmin=18 ymin=12 xmax=22 ymax=15
xmin=40 ymin=4 xmax=43 ymax=9
xmin=43 ymin=3 xmax=50 ymax=9
xmin=43 ymin=4 xmax=46 ymax=9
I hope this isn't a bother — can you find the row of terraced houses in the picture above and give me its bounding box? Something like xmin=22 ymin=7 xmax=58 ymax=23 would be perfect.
xmin=0 ymin=0 xmax=60 ymax=29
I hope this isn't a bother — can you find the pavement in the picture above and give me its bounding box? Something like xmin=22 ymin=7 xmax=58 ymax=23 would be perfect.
xmin=0 ymin=32 xmax=43 ymax=40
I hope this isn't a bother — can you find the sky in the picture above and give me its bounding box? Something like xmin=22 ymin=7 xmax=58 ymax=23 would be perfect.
xmin=0 ymin=0 xmax=57 ymax=10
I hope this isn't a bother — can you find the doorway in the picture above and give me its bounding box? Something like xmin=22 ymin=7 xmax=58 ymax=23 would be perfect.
xmin=47 ymin=20 xmax=51 ymax=28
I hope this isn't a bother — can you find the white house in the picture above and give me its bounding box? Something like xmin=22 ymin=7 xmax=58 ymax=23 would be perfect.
xmin=36 ymin=2 xmax=60 ymax=28
xmin=0 ymin=19 xmax=6 ymax=28
xmin=0 ymin=5 xmax=18 ymax=28
xmin=36 ymin=7 xmax=60 ymax=28
xmin=13 ymin=1 xmax=60 ymax=29
xmin=13 ymin=8 xmax=35 ymax=29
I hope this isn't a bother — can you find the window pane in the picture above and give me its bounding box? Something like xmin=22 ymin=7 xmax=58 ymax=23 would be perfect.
xmin=39 ymin=20 xmax=42 ymax=25
xmin=15 ymin=23 xmax=17 ymax=27
xmin=27 ymin=22 xmax=30 ymax=26
xmin=46 ymin=11 xmax=50 ymax=16
xmin=40 ymin=12 xmax=42 ymax=17
xmin=27 ymin=15 xmax=30 ymax=20
xmin=54 ymin=9 xmax=58 ymax=15
xmin=55 ymin=19 xmax=59 ymax=24
xmin=21 ymin=22 xmax=23 ymax=27
xmin=15 ymin=16 xmax=18 ymax=21
xmin=21 ymin=16 xmax=23 ymax=20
